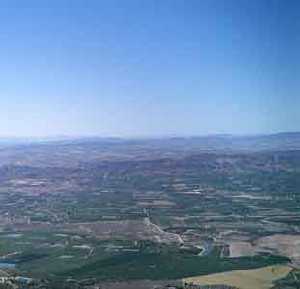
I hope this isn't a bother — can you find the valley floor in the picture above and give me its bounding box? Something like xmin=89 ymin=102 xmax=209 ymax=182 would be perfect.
xmin=183 ymin=265 xmax=292 ymax=289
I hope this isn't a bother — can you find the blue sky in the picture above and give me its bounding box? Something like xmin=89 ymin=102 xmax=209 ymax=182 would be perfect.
xmin=0 ymin=0 xmax=299 ymax=137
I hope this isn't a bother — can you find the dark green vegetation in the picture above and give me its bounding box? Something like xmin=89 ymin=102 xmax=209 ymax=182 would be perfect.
xmin=0 ymin=232 xmax=289 ymax=282
xmin=63 ymin=251 xmax=289 ymax=281
xmin=272 ymin=269 xmax=300 ymax=289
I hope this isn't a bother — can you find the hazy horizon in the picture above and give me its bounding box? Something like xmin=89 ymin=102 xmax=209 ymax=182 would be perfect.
xmin=0 ymin=0 xmax=299 ymax=137
xmin=0 ymin=130 xmax=300 ymax=141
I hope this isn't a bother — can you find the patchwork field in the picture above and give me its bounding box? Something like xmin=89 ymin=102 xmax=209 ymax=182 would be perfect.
xmin=0 ymin=137 xmax=299 ymax=288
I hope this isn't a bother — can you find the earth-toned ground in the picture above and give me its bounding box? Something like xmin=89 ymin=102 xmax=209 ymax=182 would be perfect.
xmin=0 ymin=135 xmax=299 ymax=288
xmin=183 ymin=265 xmax=292 ymax=289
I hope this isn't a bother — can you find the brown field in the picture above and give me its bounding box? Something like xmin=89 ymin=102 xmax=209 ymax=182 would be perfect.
xmin=224 ymin=234 xmax=300 ymax=268
xmin=229 ymin=241 xmax=255 ymax=258
xmin=255 ymin=234 xmax=300 ymax=266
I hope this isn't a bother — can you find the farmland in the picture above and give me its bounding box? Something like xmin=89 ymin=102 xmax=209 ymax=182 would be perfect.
xmin=183 ymin=265 xmax=292 ymax=289
xmin=0 ymin=134 xmax=299 ymax=288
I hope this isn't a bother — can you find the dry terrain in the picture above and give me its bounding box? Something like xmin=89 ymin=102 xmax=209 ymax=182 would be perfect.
xmin=183 ymin=265 xmax=292 ymax=289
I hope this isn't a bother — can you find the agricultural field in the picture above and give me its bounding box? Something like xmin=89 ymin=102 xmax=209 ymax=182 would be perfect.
xmin=0 ymin=134 xmax=299 ymax=288
xmin=183 ymin=265 xmax=292 ymax=289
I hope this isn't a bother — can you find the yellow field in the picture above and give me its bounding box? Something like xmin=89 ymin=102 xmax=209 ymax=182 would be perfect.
xmin=183 ymin=265 xmax=292 ymax=289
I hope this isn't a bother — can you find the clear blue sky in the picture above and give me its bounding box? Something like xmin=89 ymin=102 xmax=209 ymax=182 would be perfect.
xmin=0 ymin=0 xmax=299 ymax=137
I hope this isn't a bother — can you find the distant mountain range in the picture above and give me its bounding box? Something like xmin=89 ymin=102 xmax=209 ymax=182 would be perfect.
xmin=0 ymin=132 xmax=299 ymax=158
